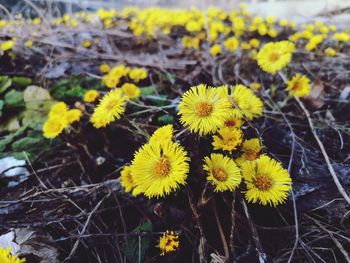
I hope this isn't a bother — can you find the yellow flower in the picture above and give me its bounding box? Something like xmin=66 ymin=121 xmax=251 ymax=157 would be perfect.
xmin=25 ymin=40 xmax=33 ymax=47
xmin=212 ymin=127 xmax=243 ymax=153
xmin=210 ymin=44 xmax=222 ymax=56
xmin=218 ymin=85 xmax=264 ymax=120
xmin=242 ymin=155 xmax=292 ymax=206
xmin=258 ymin=23 xmax=268 ymax=36
xmin=233 ymin=85 xmax=264 ymax=120
xmin=257 ymin=41 xmax=295 ymax=75
xmin=0 ymin=247 xmax=26 ymax=263
xmin=224 ymin=37 xmax=239 ymax=51
xmin=1 ymin=40 xmax=14 ymax=51
xmin=324 ymin=47 xmax=336 ymax=57
xmin=99 ymin=63 xmax=110 ymax=73
xmin=250 ymin=82 xmax=261 ymax=90
xmin=286 ymin=74 xmax=311 ymax=97
xmin=186 ymin=20 xmax=202 ymax=32
xmin=235 ymin=138 xmax=262 ymax=166
xmin=159 ymin=231 xmax=179 ymax=256
xmin=43 ymin=117 xmax=66 ymax=139
xmin=268 ymin=29 xmax=278 ymax=38
xmin=90 ymin=89 xmax=127 ymax=128
xmin=249 ymin=38 xmax=260 ymax=49
xmin=129 ymin=68 xmax=148 ymax=82
xmin=49 ymin=102 xmax=69 ymax=119
xmin=178 ymin=84 xmax=232 ymax=135
xmin=120 ymin=165 xmax=139 ymax=195
xmin=240 ymin=41 xmax=251 ymax=50
xmin=131 ymin=140 xmax=189 ymax=198
xmin=333 ymin=32 xmax=350 ymax=42
xmin=279 ymin=19 xmax=288 ymax=27
xmin=305 ymin=35 xmax=323 ymax=51
xmin=102 ymin=75 xmax=119 ymax=88
xmin=110 ymin=65 xmax=130 ymax=77
xmin=83 ymin=90 xmax=100 ymax=103
xmin=67 ymin=109 xmax=82 ymax=123
xmin=121 ymin=83 xmax=141 ymax=99
xmin=222 ymin=115 xmax=243 ymax=129
xmin=203 ymin=153 xmax=242 ymax=192
xmin=149 ymin=125 xmax=174 ymax=145
xmin=83 ymin=40 xmax=92 ymax=48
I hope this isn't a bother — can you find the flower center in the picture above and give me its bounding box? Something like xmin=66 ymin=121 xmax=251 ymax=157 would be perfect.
xmin=245 ymin=151 xmax=259 ymax=161
xmin=195 ymin=102 xmax=213 ymax=117
xmin=105 ymin=99 xmax=118 ymax=110
xmin=269 ymin=52 xmax=280 ymax=62
xmin=154 ymin=157 xmax=171 ymax=177
xmin=292 ymin=81 xmax=302 ymax=91
xmin=212 ymin=167 xmax=228 ymax=182
xmin=225 ymin=120 xmax=236 ymax=127
xmin=254 ymin=175 xmax=273 ymax=191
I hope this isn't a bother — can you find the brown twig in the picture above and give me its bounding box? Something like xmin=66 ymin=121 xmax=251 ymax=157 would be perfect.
xmin=212 ymin=199 xmax=229 ymax=261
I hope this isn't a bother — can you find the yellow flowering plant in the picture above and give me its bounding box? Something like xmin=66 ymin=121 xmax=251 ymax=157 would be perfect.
xmin=2 ymin=5 xmax=348 ymax=263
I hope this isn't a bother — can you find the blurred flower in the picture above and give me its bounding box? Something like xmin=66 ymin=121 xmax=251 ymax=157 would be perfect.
xmin=90 ymin=89 xmax=127 ymax=128
xmin=67 ymin=109 xmax=82 ymax=123
xmin=43 ymin=117 xmax=66 ymax=139
xmin=121 ymin=83 xmax=141 ymax=99
xmin=286 ymin=74 xmax=311 ymax=97
xmin=333 ymin=32 xmax=350 ymax=42
xmin=99 ymin=63 xmax=110 ymax=73
xmin=83 ymin=90 xmax=100 ymax=103
xmin=224 ymin=37 xmax=239 ymax=51
xmin=83 ymin=40 xmax=92 ymax=48
xmin=250 ymin=82 xmax=261 ymax=90
xmin=203 ymin=153 xmax=242 ymax=192
xmin=324 ymin=47 xmax=336 ymax=57
xmin=1 ymin=40 xmax=14 ymax=51
xmin=257 ymin=41 xmax=295 ymax=75
xmin=210 ymin=44 xmax=222 ymax=56
xmin=24 ymin=40 xmax=33 ymax=47
xmin=129 ymin=68 xmax=147 ymax=82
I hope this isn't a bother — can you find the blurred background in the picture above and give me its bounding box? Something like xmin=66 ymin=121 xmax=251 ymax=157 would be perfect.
xmin=1 ymin=0 xmax=350 ymax=21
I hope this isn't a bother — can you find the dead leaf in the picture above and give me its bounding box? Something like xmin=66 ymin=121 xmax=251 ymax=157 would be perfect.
xmin=304 ymin=79 xmax=325 ymax=110
xmin=15 ymin=229 xmax=59 ymax=263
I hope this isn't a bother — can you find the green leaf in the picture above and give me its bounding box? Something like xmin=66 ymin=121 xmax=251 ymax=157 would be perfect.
xmin=165 ymin=72 xmax=176 ymax=84
xmin=141 ymin=86 xmax=157 ymax=96
xmin=50 ymin=84 xmax=84 ymax=100
xmin=0 ymin=100 xmax=3 ymax=117
xmin=12 ymin=137 xmax=42 ymax=152
xmin=0 ymin=126 xmax=26 ymax=151
xmin=0 ymin=77 xmax=12 ymax=94
xmin=12 ymin=76 xmax=32 ymax=87
xmin=4 ymin=90 xmax=24 ymax=107
xmin=157 ymin=114 xmax=174 ymax=124
xmin=148 ymin=95 xmax=169 ymax=106
xmin=22 ymin=109 xmax=48 ymax=131
xmin=122 ymin=221 xmax=153 ymax=263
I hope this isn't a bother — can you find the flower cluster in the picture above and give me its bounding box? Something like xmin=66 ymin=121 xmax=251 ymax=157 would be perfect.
xmin=117 ymin=83 xmax=292 ymax=207
xmin=43 ymin=102 xmax=82 ymax=139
